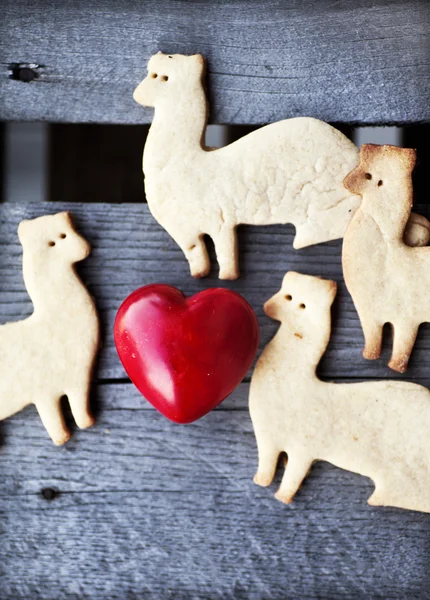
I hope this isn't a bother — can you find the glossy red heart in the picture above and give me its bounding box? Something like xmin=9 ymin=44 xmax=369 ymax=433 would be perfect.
xmin=114 ymin=285 xmax=259 ymax=423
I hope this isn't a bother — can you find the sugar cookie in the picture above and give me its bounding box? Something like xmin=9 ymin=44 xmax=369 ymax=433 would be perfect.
xmin=249 ymin=271 xmax=430 ymax=513
xmin=0 ymin=212 xmax=100 ymax=445
xmin=134 ymin=53 xmax=429 ymax=279
xmin=343 ymin=144 xmax=429 ymax=372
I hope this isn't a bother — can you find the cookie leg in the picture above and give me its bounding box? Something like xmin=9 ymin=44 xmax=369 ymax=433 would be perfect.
xmin=275 ymin=454 xmax=312 ymax=504
xmin=388 ymin=323 xmax=418 ymax=373
xmin=213 ymin=227 xmax=239 ymax=280
xmin=370 ymin=474 xmax=430 ymax=512
xmin=293 ymin=222 xmax=321 ymax=249
xmin=367 ymin=486 xmax=387 ymax=507
xmin=182 ymin=236 xmax=210 ymax=278
xmin=368 ymin=476 xmax=399 ymax=508
xmin=35 ymin=398 xmax=70 ymax=446
xmin=66 ymin=382 xmax=95 ymax=430
xmin=254 ymin=444 xmax=279 ymax=487
xmin=361 ymin=320 xmax=383 ymax=360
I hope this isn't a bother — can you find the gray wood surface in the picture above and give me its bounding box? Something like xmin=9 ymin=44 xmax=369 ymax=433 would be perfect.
xmin=1 ymin=202 xmax=430 ymax=598
xmin=1 ymin=0 xmax=429 ymax=125
xmin=1 ymin=384 xmax=430 ymax=600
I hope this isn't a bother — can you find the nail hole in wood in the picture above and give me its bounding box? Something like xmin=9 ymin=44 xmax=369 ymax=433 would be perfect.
xmin=9 ymin=63 xmax=41 ymax=82
xmin=48 ymin=241 xmax=55 ymax=247
xmin=365 ymin=173 xmax=372 ymax=180
xmin=285 ymin=294 xmax=292 ymax=301
xmin=41 ymin=487 xmax=59 ymax=501
xmin=378 ymin=180 xmax=383 ymax=186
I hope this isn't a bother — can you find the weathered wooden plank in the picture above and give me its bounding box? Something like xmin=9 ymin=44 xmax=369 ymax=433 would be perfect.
xmin=2 ymin=489 xmax=428 ymax=599
xmin=0 ymin=382 xmax=429 ymax=599
xmin=0 ymin=123 xmax=4 ymax=202
xmin=3 ymin=383 xmax=250 ymax=496
xmin=2 ymin=380 xmax=430 ymax=493
xmin=1 ymin=0 xmax=429 ymax=125
xmin=3 ymin=202 xmax=430 ymax=383
xmin=1 ymin=491 xmax=429 ymax=600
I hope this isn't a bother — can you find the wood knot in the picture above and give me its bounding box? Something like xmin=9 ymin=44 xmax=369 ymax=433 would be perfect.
xmin=8 ymin=63 xmax=43 ymax=82
xmin=41 ymin=487 xmax=59 ymax=501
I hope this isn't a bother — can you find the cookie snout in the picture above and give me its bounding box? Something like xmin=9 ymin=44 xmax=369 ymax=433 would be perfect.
xmin=263 ymin=296 xmax=280 ymax=318
xmin=133 ymin=77 xmax=153 ymax=107
xmin=72 ymin=236 xmax=91 ymax=262
xmin=343 ymin=168 xmax=364 ymax=195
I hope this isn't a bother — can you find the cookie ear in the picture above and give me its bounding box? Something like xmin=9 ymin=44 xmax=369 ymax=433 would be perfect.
xmin=360 ymin=144 xmax=379 ymax=160
xmin=328 ymin=280 xmax=337 ymax=304
xmin=401 ymin=148 xmax=416 ymax=172
xmin=281 ymin=271 xmax=294 ymax=288
xmin=58 ymin=211 xmax=73 ymax=226
xmin=321 ymin=278 xmax=337 ymax=305
xmin=191 ymin=54 xmax=206 ymax=75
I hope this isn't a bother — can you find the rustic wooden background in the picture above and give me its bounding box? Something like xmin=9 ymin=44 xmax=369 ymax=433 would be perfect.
xmin=1 ymin=0 xmax=429 ymax=125
xmin=1 ymin=1 xmax=429 ymax=599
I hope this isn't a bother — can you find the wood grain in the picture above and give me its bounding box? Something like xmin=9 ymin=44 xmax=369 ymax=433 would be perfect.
xmin=1 ymin=383 xmax=429 ymax=599
xmin=0 ymin=0 xmax=429 ymax=125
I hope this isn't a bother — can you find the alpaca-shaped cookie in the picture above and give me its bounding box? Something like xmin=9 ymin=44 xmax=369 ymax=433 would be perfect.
xmin=0 ymin=213 xmax=99 ymax=445
xmin=249 ymin=272 xmax=430 ymax=513
xmin=133 ymin=53 xmax=429 ymax=279
xmin=343 ymin=144 xmax=430 ymax=372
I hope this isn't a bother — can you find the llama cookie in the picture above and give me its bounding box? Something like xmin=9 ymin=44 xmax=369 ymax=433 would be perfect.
xmin=0 ymin=212 xmax=100 ymax=445
xmin=133 ymin=53 xmax=429 ymax=279
xmin=343 ymin=144 xmax=430 ymax=373
xmin=249 ymin=271 xmax=430 ymax=513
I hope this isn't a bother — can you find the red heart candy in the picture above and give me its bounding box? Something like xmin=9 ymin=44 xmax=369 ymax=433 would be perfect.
xmin=114 ymin=285 xmax=259 ymax=423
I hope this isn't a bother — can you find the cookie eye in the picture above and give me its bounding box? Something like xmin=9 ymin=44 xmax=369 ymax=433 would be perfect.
xmin=59 ymin=233 xmax=66 ymax=239
xmin=377 ymin=180 xmax=383 ymax=186
xmin=160 ymin=75 xmax=169 ymax=82
xmin=365 ymin=173 xmax=372 ymax=180
xmin=150 ymin=73 xmax=158 ymax=79
xmin=285 ymin=294 xmax=292 ymax=301
xmin=299 ymin=303 xmax=306 ymax=310
xmin=48 ymin=241 xmax=55 ymax=247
